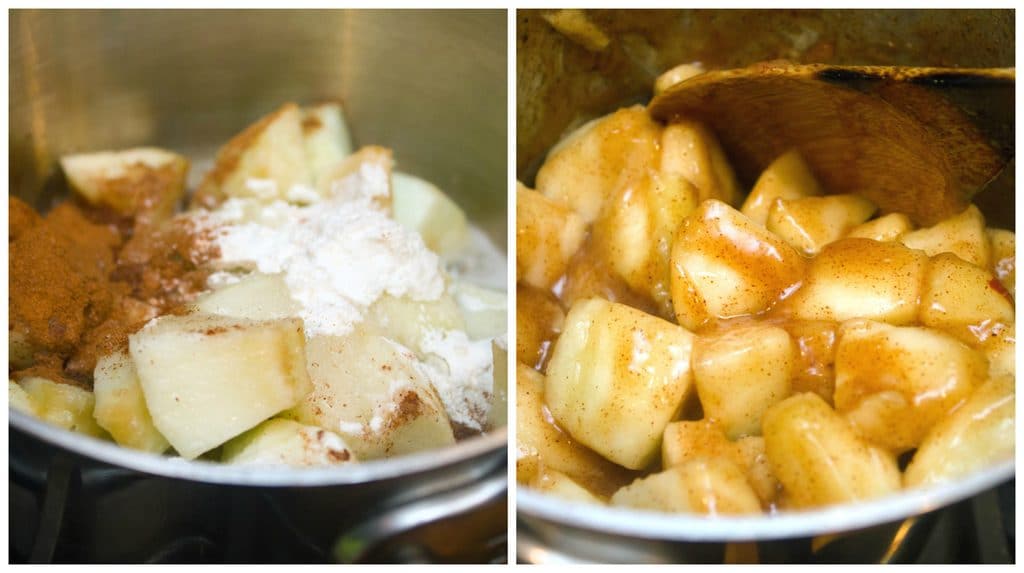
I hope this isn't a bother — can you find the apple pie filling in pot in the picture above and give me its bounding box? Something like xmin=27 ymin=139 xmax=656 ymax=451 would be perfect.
xmin=516 ymin=8 xmax=1013 ymax=562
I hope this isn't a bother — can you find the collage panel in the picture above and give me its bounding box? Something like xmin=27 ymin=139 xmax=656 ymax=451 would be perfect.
xmin=515 ymin=8 xmax=1014 ymax=565
xmin=5 ymin=4 xmax=1017 ymax=567
xmin=9 ymin=8 xmax=508 ymax=564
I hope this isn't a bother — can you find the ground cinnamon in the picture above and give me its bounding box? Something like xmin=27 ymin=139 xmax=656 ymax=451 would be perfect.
xmin=9 ymin=194 xmax=218 ymax=387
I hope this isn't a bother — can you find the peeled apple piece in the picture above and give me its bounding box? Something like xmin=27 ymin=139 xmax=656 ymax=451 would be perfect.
xmin=919 ymin=253 xmax=1015 ymax=344
xmin=833 ymin=319 xmax=988 ymax=452
xmin=391 ymin=172 xmax=470 ymax=256
xmin=766 ymin=194 xmax=877 ymax=256
xmin=662 ymin=420 xmax=778 ymax=507
xmin=515 ymin=363 xmax=635 ymax=498
xmin=516 ymin=183 xmax=587 ymax=290
xmin=611 ymin=458 xmax=762 ymax=516
xmin=283 ymin=331 xmax=455 ymax=461
xmin=763 ymin=393 xmax=901 ymax=509
xmin=221 ymin=418 xmax=357 ymax=467
xmin=669 ymin=199 xmax=806 ymax=331
xmin=9 ymin=380 xmax=36 ymax=415
xmin=17 ymin=377 xmax=107 ymax=438
xmin=516 ymin=284 xmax=565 ymax=371
xmin=692 ymin=324 xmax=794 ymax=439
xmin=531 ymin=467 xmax=605 ymax=505
xmin=301 ymin=102 xmax=354 ymax=188
xmin=904 ymin=375 xmax=1014 ymax=488
xmin=93 ymin=350 xmax=170 ymax=454
xmin=192 ymin=103 xmax=312 ymax=209
xmin=487 ymin=342 xmax=508 ymax=430
xmin=451 ymin=281 xmax=508 ymax=341
xmin=899 ymin=204 xmax=991 ymax=269
xmin=740 ymin=149 xmax=822 ymax=226
xmin=60 ymin=147 xmax=189 ymax=222
xmin=592 ymin=167 xmax=698 ymax=314
xmin=188 ymin=272 xmax=300 ymax=321
xmin=846 ymin=213 xmax=914 ymax=242
xmin=129 ymin=314 xmax=312 ymax=459
xmin=535 ymin=105 xmax=662 ymax=224
xmin=545 ymin=298 xmax=696 ymax=469
xmin=780 ymin=238 xmax=928 ymax=325
xmin=365 ymin=291 xmax=466 ymax=358
xmin=654 ymin=62 xmax=705 ymax=95
xmin=660 ymin=119 xmax=741 ymax=206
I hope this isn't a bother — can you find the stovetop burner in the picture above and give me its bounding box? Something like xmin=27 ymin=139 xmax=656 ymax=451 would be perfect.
xmin=10 ymin=447 xmax=507 ymax=564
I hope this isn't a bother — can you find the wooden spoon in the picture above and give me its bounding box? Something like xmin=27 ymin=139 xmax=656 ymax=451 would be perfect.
xmin=648 ymin=61 xmax=1014 ymax=225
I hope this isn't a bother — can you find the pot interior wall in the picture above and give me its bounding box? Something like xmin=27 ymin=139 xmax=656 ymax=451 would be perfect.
xmin=10 ymin=9 xmax=508 ymax=245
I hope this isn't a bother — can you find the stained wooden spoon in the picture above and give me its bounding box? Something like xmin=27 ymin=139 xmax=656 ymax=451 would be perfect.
xmin=648 ymin=61 xmax=1014 ymax=226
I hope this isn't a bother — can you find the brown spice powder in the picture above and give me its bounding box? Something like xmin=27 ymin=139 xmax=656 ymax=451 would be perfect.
xmin=9 ymin=195 xmax=219 ymax=387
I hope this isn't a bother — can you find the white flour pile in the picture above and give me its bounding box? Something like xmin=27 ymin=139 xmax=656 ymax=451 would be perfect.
xmin=193 ymin=164 xmax=498 ymax=432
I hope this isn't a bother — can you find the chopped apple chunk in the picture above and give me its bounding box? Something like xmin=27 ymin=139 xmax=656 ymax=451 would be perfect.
xmin=17 ymin=377 xmax=107 ymax=438
xmin=545 ymin=298 xmax=695 ymax=469
xmin=284 ymin=331 xmax=455 ymax=460
xmin=919 ymin=253 xmax=1014 ymax=344
xmin=129 ymin=314 xmax=311 ymax=459
xmin=661 ymin=120 xmax=741 ymax=206
xmin=662 ymin=420 xmax=778 ymax=507
xmin=392 ymin=172 xmax=470 ymax=256
xmin=93 ymin=350 xmax=169 ymax=454
xmin=654 ymin=62 xmax=705 ymax=95
xmin=9 ymin=380 xmax=37 ymax=416
xmin=593 ymin=161 xmax=698 ymax=312
xmin=487 ymin=342 xmax=508 ymax=430
xmin=192 ymin=103 xmax=312 ymax=209
xmin=516 ymin=285 xmax=565 ymax=371
xmin=740 ymin=149 xmax=822 ymax=226
xmin=611 ymin=458 xmax=762 ymax=515
xmin=60 ymin=147 xmax=189 ymax=224
xmin=516 ymin=363 xmax=635 ymax=498
xmin=452 ymin=281 xmax=507 ymax=341
xmin=780 ymin=238 xmax=927 ymax=325
xmin=670 ymin=200 xmax=806 ymax=330
xmin=692 ymin=324 xmax=794 ymax=439
xmin=365 ymin=292 xmax=466 ymax=357
xmin=766 ymin=194 xmax=877 ymax=256
xmin=846 ymin=213 xmax=914 ymax=242
xmin=318 ymin=146 xmax=394 ymax=213
xmin=221 ymin=418 xmax=357 ymax=467
xmin=302 ymin=102 xmax=354 ymax=187
xmin=834 ymin=319 xmax=988 ymax=452
xmin=188 ymin=272 xmax=300 ymax=321
xmin=904 ymin=376 xmax=1014 ymax=488
xmin=517 ymin=183 xmax=587 ymax=290
xmin=900 ymin=204 xmax=991 ymax=269
xmin=763 ymin=393 xmax=900 ymax=509
xmin=531 ymin=467 xmax=605 ymax=504
xmin=535 ymin=105 xmax=661 ymax=224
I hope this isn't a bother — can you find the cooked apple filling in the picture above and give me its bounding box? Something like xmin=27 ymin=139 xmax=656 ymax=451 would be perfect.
xmin=10 ymin=103 xmax=507 ymax=465
xmin=517 ymin=91 xmax=1014 ymax=513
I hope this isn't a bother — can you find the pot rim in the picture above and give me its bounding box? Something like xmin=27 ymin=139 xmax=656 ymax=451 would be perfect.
xmin=9 ymin=409 xmax=506 ymax=486
xmin=517 ymin=460 xmax=1014 ymax=541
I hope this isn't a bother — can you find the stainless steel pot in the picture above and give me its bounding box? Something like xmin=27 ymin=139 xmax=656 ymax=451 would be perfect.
xmin=516 ymin=8 xmax=1014 ymax=563
xmin=9 ymin=9 xmax=507 ymax=563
